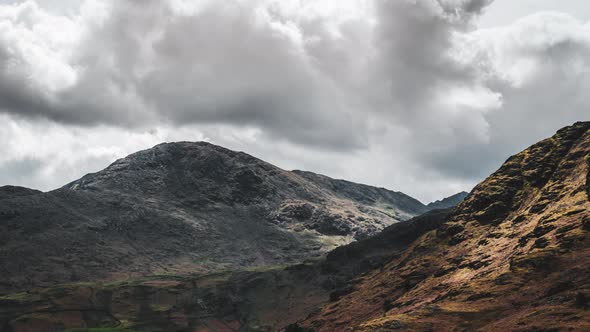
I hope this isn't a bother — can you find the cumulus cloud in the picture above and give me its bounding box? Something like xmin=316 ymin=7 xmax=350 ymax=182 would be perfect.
xmin=0 ymin=0 xmax=497 ymax=149
xmin=452 ymin=12 xmax=590 ymax=176
xmin=0 ymin=0 xmax=589 ymax=202
xmin=0 ymin=0 xmax=373 ymax=149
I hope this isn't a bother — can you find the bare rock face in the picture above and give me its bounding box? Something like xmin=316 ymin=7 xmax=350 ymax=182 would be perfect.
xmin=0 ymin=142 xmax=427 ymax=294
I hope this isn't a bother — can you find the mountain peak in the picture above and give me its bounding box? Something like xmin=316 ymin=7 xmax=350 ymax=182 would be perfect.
xmin=65 ymin=141 xmax=274 ymax=194
xmin=426 ymin=191 xmax=469 ymax=210
xmin=457 ymin=121 xmax=590 ymax=225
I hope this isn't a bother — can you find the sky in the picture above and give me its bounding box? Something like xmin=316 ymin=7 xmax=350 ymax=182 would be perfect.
xmin=0 ymin=0 xmax=589 ymax=203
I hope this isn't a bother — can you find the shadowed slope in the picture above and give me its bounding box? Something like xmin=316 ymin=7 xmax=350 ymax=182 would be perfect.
xmin=0 ymin=208 xmax=451 ymax=332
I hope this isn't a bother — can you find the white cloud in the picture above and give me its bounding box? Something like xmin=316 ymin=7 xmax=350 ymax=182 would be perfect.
xmin=0 ymin=0 xmax=589 ymax=203
xmin=479 ymin=0 xmax=590 ymax=28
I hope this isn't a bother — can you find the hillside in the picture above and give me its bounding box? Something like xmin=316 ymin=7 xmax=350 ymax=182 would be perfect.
xmin=0 ymin=142 xmax=428 ymax=294
xmin=1 ymin=122 xmax=589 ymax=331
xmin=301 ymin=121 xmax=590 ymax=331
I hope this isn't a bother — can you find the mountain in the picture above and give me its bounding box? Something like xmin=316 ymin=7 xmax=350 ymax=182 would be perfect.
xmin=0 ymin=141 xmax=427 ymax=294
xmin=427 ymin=191 xmax=469 ymax=210
xmin=1 ymin=122 xmax=589 ymax=332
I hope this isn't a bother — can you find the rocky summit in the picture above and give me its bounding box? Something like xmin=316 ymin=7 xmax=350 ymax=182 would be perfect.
xmin=426 ymin=191 xmax=469 ymax=210
xmin=0 ymin=141 xmax=431 ymax=295
xmin=3 ymin=122 xmax=589 ymax=332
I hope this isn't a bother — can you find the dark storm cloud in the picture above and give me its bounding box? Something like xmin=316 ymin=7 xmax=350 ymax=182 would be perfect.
xmin=366 ymin=0 xmax=503 ymax=180
xmin=0 ymin=41 xmax=53 ymax=119
xmin=373 ymin=0 xmax=492 ymax=115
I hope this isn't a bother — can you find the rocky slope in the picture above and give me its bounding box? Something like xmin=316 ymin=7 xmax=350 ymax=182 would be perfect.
xmin=0 ymin=186 xmax=40 ymax=201
xmin=2 ymin=122 xmax=589 ymax=332
xmin=0 ymin=142 xmax=428 ymax=294
xmin=300 ymin=121 xmax=590 ymax=331
xmin=427 ymin=191 xmax=469 ymax=210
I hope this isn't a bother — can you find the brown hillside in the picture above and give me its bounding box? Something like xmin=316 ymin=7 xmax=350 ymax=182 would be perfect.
xmin=302 ymin=122 xmax=590 ymax=331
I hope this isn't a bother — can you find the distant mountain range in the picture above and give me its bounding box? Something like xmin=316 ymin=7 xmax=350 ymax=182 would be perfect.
xmin=3 ymin=123 xmax=588 ymax=332
xmin=0 ymin=141 xmax=458 ymax=295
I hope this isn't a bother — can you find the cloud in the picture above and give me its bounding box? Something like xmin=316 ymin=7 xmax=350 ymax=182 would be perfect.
xmin=0 ymin=0 xmax=589 ymax=202
xmin=445 ymin=12 xmax=590 ymax=178
xmin=0 ymin=0 xmax=373 ymax=150
xmin=0 ymin=0 xmax=495 ymax=151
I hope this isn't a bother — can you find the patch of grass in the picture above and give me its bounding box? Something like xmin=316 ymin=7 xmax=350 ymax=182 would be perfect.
xmin=244 ymin=264 xmax=289 ymax=273
xmin=64 ymin=328 xmax=136 ymax=332
xmin=0 ymin=292 xmax=31 ymax=302
xmin=149 ymin=304 xmax=171 ymax=312
xmin=101 ymin=274 xmax=190 ymax=289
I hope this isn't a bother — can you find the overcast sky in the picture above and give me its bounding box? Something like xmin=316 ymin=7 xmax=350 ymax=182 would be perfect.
xmin=0 ymin=0 xmax=588 ymax=203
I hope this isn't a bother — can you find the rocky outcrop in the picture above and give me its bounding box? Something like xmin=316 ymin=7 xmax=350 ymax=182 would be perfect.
xmin=460 ymin=123 xmax=590 ymax=225
xmin=292 ymin=170 xmax=428 ymax=217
